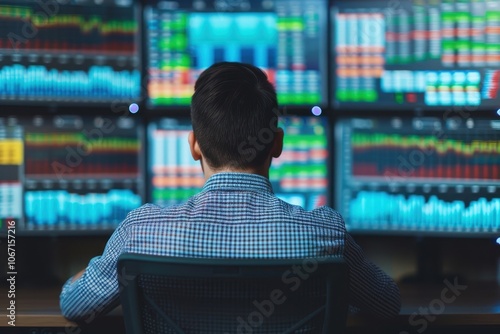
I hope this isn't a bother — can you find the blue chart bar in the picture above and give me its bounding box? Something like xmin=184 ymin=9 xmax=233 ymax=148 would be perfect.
xmin=276 ymin=194 xmax=306 ymax=209
xmin=0 ymin=65 xmax=141 ymax=101
xmin=151 ymin=129 xmax=200 ymax=173
xmin=349 ymin=191 xmax=500 ymax=233
xmin=24 ymin=189 xmax=142 ymax=229
xmin=275 ymin=194 xmax=325 ymax=211
xmin=149 ymin=123 xmax=205 ymax=207
xmin=189 ymin=13 xmax=277 ymax=69
xmin=0 ymin=184 xmax=22 ymax=219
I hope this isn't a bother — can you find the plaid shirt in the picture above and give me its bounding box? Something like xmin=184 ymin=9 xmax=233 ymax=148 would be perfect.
xmin=60 ymin=173 xmax=401 ymax=322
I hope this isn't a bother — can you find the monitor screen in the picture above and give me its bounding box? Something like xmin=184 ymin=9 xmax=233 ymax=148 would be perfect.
xmin=144 ymin=0 xmax=327 ymax=109
xmin=148 ymin=118 xmax=204 ymax=207
xmin=148 ymin=116 xmax=329 ymax=210
xmin=1 ymin=115 xmax=145 ymax=234
xmin=335 ymin=117 xmax=500 ymax=236
xmin=0 ymin=0 xmax=141 ymax=106
xmin=272 ymin=116 xmax=329 ymax=210
xmin=331 ymin=0 xmax=500 ymax=111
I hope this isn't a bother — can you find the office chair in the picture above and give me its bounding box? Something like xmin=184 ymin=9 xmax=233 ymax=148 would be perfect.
xmin=118 ymin=253 xmax=349 ymax=334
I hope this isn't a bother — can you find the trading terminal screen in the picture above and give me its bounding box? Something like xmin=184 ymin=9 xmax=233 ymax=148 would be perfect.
xmin=145 ymin=0 xmax=328 ymax=108
xmin=331 ymin=0 xmax=500 ymax=110
xmin=0 ymin=115 xmax=144 ymax=234
xmin=335 ymin=117 xmax=500 ymax=235
xmin=0 ymin=0 xmax=141 ymax=105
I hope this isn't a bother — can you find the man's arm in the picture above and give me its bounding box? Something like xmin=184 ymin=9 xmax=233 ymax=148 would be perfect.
xmin=59 ymin=221 xmax=129 ymax=323
xmin=344 ymin=233 xmax=401 ymax=318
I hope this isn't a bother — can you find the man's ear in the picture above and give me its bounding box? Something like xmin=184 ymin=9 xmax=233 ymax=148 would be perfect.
xmin=271 ymin=128 xmax=284 ymax=158
xmin=188 ymin=131 xmax=202 ymax=161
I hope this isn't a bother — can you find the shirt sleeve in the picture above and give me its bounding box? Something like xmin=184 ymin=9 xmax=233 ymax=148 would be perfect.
xmin=59 ymin=219 xmax=129 ymax=323
xmin=344 ymin=233 xmax=401 ymax=318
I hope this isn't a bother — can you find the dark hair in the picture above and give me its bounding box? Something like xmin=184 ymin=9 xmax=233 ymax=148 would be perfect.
xmin=191 ymin=62 xmax=279 ymax=169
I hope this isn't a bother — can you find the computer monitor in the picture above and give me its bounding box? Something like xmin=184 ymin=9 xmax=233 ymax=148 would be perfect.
xmin=0 ymin=0 xmax=141 ymax=106
xmin=331 ymin=0 xmax=500 ymax=111
xmin=148 ymin=116 xmax=329 ymax=210
xmin=144 ymin=0 xmax=328 ymax=109
xmin=3 ymin=115 xmax=144 ymax=234
xmin=335 ymin=116 xmax=500 ymax=236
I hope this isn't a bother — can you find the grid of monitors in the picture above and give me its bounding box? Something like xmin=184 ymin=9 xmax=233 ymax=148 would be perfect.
xmin=0 ymin=115 xmax=144 ymax=234
xmin=331 ymin=0 xmax=500 ymax=111
xmin=148 ymin=116 xmax=329 ymax=210
xmin=144 ymin=0 xmax=328 ymax=109
xmin=0 ymin=0 xmax=141 ymax=105
xmin=335 ymin=117 xmax=500 ymax=236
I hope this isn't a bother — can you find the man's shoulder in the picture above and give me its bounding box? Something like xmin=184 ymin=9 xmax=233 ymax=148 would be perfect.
xmin=121 ymin=203 xmax=173 ymax=226
xmin=122 ymin=198 xmax=200 ymax=223
xmin=121 ymin=199 xmax=347 ymax=232
xmin=281 ymin=202 xmax=346 ymax=231
xmin=310 ymin=205 xmax=345 ymax=222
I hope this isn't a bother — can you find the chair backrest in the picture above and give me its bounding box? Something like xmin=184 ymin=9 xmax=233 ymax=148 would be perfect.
xmin=118 ymin=253 xmax=349 ymax=334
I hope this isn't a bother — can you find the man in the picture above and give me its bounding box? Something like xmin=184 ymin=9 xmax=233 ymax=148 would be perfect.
xmin=60 ymin=62 xmax=400 ymax=322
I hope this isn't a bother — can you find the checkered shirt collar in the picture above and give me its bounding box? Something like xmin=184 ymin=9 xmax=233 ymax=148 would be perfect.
xmin=202 ymin=172 xmax=274 ymax=194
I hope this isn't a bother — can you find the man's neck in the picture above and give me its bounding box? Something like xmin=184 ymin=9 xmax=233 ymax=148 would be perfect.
xmin=201 ymin=160 xmax=270 ymax=181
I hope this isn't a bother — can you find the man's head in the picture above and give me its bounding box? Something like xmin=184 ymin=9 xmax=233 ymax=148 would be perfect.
xmin=189 ymin=62 xmax=283 ymax=175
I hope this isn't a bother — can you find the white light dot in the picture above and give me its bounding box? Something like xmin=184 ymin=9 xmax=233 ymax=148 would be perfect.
xmin=129 ymin=103 xmax=139 ymax=114
xmin=311 ymin=106 xmax=322 ymax=116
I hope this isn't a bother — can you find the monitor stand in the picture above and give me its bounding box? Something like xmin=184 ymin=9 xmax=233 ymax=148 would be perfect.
xmin=401 ymin=237 xmax=465 ymax=284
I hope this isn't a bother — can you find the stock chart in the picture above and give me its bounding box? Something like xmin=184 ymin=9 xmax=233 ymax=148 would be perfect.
xmin=145 ymin=0 xmax=327 ymax=108
xmin=336 ymin=117 xmax=500 ymax=235
xmin=0 ymin=0 xmax=140 ymax=105
xmin=0 ymin=115 xmax=145 ymax=233
xmin=148 ymin=118 xmax=205 ymax=207
xmin=332 ymin=0 xmax=500 ymax=110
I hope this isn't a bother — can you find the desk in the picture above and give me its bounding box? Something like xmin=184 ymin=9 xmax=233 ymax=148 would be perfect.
xmin=1 ymin=282 xmax=500 ymax=333
xmin=0 ymin=287 xmax=124 ymax=333
xmin=349 ymin=281 xmax=500 ymax=334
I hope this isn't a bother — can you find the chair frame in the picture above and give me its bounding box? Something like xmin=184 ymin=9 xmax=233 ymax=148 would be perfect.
xmin=118 ymin=253 xmax=349 ymax=334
